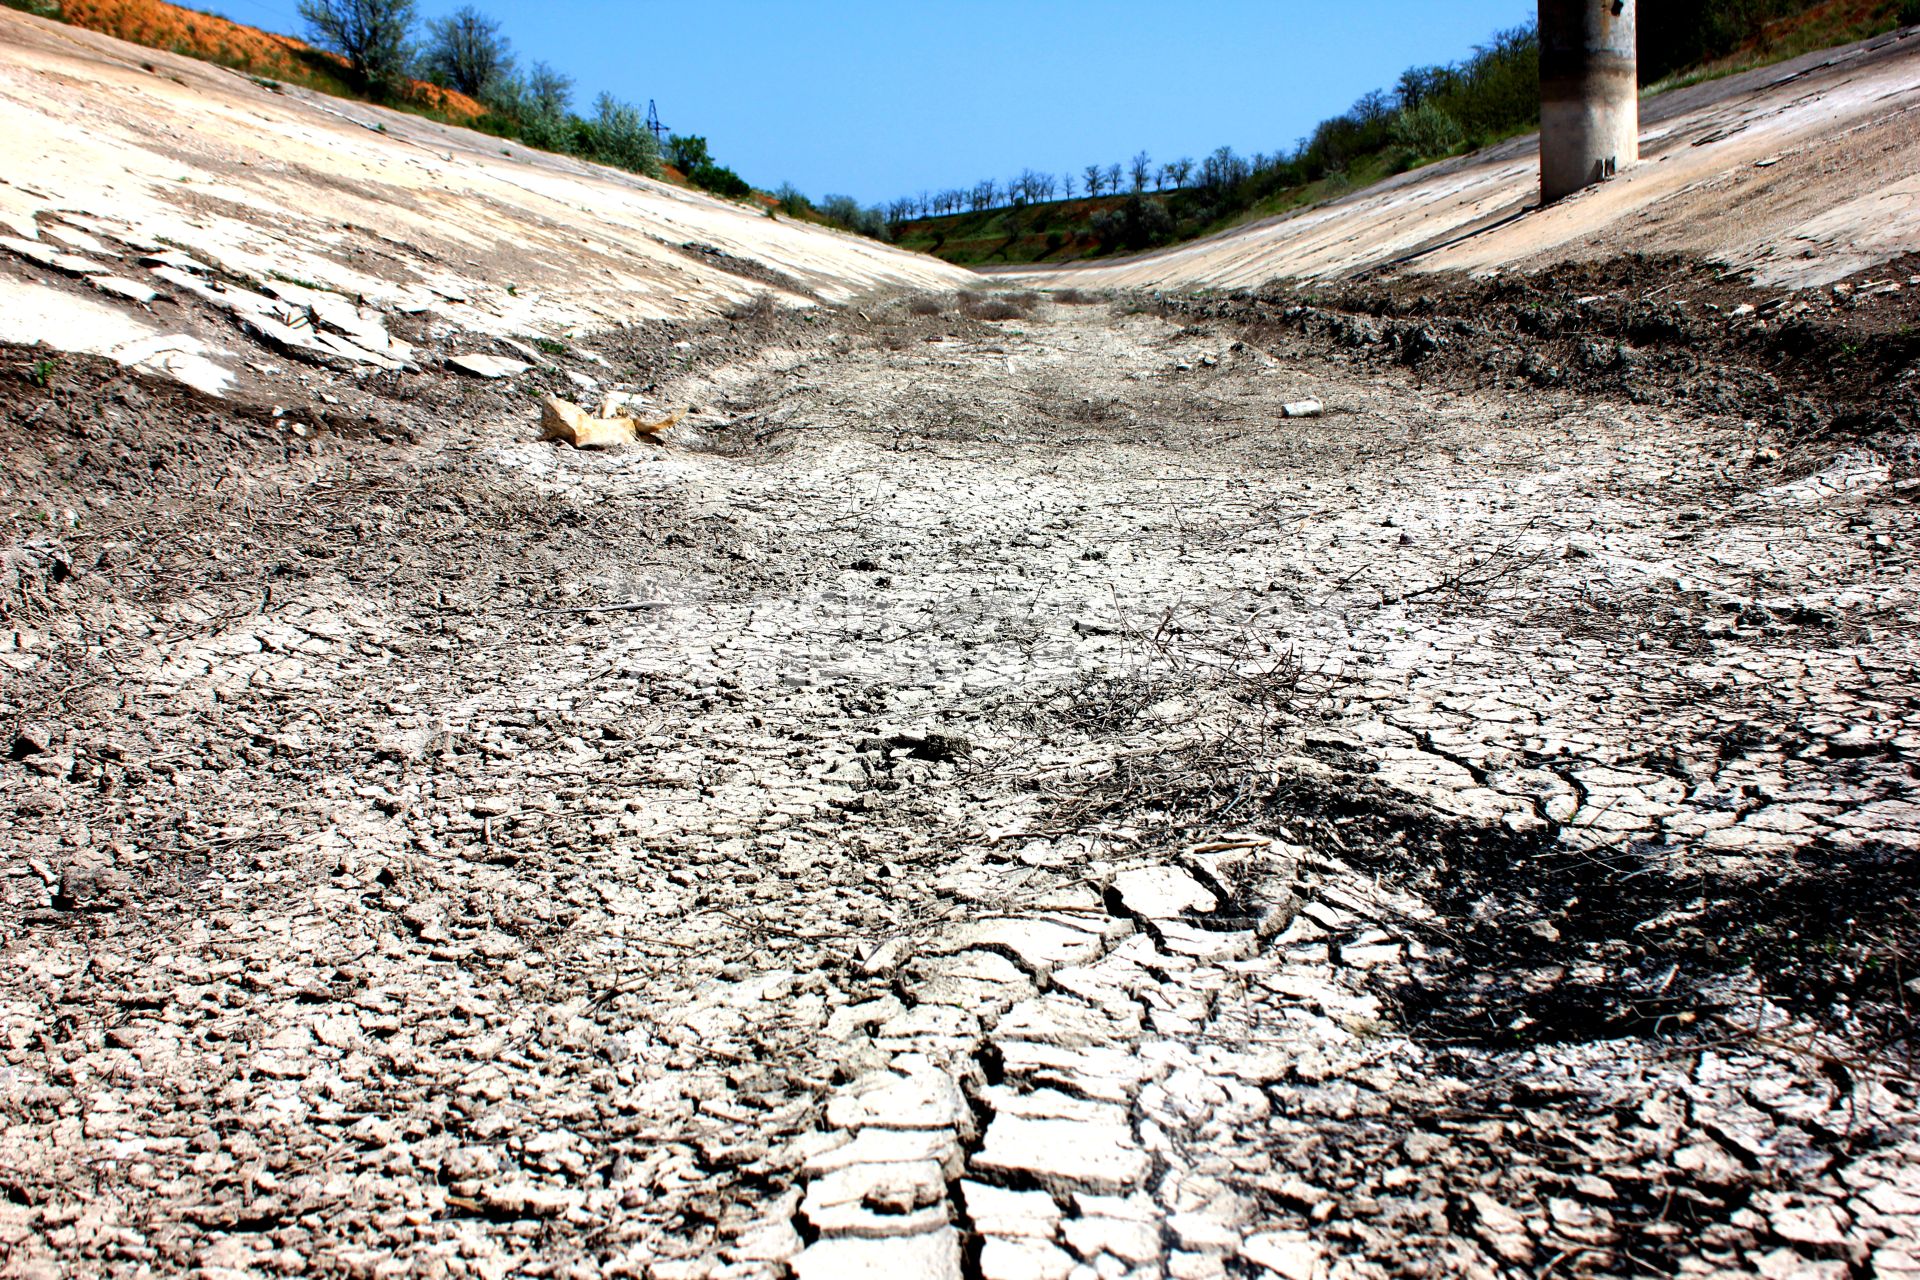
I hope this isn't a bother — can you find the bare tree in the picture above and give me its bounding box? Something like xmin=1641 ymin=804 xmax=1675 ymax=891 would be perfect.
xmin=420 ymin=5 xmax=511 ymax=98
xmin=1130 ymin=150 xmax=1152 ymax=191
xmin=299 ymin=0 xmax=418 ymax=87
xmin=1014 ymin=168 xmax=1053 ymax=203
xmin=1105 ymin=162 xmax=1123 ymax=194
xmin=1083 ymin=163 xmax=1104 ymax=197
xmin=970 ymin=179 xmax=997 ymax=211
xmin=1061 ymin=171 xmax=1076 ymax=198
xmin=1353 ymin=88 xmax=1392 ymax=125
xmin=1166 ymin=156 xmax=1194 ymax=189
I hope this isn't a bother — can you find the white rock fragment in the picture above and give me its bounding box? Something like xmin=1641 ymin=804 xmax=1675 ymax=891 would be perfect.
xmin=138 ymin=249 xmax=214 ymax=273
xmin=451 ymin=353 xmax=531 ymax=379
xmin=1167 ymin=1211 xmax=1242 ymax=1253
xmin=43 ymin=224 xmax=118 ymax=256
xmin=89 ymin=275 xmax=159 ymax=304
xmin=1281 ymin=399 xmax=1324 ymax=419
xmin=1 ymin=235 xmax=98 ymax=275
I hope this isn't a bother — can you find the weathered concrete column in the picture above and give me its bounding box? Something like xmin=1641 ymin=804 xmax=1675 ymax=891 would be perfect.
xmin=1538 ymin=0 xmax=1638 ymax=203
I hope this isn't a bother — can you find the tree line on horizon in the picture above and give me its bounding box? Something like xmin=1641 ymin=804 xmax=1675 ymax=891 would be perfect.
xmin=877 ymin=0 xmax=1892 ymax=256
xmin=877 ymin=22 xmax=1539 ymax=253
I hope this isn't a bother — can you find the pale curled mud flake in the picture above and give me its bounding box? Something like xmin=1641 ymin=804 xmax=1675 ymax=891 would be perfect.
xmin=824 ymin=1060 xmax=973 ymax=1135
xmin=991 ymin=1041 xmax=1167 ymax=1104
xmin=790 ymin=1227 xmax=965 ymax=1280
xmin=973 ymin=1107 xmax=1152 ymax=1197
xmin=1240 ymin=1232 xmax=1328 ymax=1279
xmin=1109 ymin=864 xmax=1220 ymax=919
xmin=801 ymin=1128 xmax=966 ymax=1180
xmin=994 ymin=993 xmax=1143 ymax=1046
xmin=798 ymin=1159 xmax=950 ymax=1237
xmin=961 ymin=1181 xmax=1064 ymax=1238
xmin=929 ymin=916 xmax=1119 ymax=979
xmin=979 ymin=1236 xmax=1078 ymax=1280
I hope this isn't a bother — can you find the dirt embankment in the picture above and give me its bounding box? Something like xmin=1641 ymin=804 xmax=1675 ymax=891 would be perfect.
xmin=1159 ymin=253 xmax=1920 ymax=460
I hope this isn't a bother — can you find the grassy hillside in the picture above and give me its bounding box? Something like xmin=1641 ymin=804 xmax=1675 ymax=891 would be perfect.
xmin=5 ymin=0 xmax=487 ymax=122
xmin=896 ymin=0 xmax=1910 ymax=269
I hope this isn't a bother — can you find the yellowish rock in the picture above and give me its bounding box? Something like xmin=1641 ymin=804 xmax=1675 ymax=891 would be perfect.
xmin=540 ymin=395 xmax=636 ymax=448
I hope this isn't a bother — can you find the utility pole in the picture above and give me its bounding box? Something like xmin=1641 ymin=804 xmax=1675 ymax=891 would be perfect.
xmin=1538 ymin=0 xmax=1638 ymax=203
xmin=646 ymin=100 xmax=668 ymax=145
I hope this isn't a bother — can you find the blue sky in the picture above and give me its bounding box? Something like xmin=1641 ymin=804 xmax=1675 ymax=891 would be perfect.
xmin=216 ymin=0 xmax=1535 ymax=204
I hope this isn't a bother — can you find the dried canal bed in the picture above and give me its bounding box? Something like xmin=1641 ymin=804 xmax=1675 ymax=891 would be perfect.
xmin=1 ymin=286 xmax=1916 ymax=1279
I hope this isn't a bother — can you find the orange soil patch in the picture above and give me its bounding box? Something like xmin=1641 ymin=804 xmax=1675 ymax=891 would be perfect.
xmin=56 ymin=0 xmax=485 ymax=121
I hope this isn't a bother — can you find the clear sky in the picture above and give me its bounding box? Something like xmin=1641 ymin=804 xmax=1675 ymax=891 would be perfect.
xmin=214 ymin=0 xmax=1536 ymax=205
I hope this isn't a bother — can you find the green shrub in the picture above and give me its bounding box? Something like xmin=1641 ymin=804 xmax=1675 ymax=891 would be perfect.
xmin=688 ymin=162 xmax=750 ymax=199
xmin=1388 ymin=101 xmax=1464 ymax=158
xmin=1089 ymin=194 xmax=1172 ymax=251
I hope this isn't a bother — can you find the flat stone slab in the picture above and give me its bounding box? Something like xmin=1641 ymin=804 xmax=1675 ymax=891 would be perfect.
xmin=1154 ymin=920 xmax=1257 ymax=961
xmin=43 ymin=224 xmax=118 ymax=256
xmin=972 ymin=1114 xmax=1150 ymax=1195
xmin=138 ymin=249 xmax=213 ymax=273
xmin=907 ymin=948 xmax=1036 ymax=1014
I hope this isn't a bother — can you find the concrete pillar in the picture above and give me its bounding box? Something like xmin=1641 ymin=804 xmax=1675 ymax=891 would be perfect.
xmin=1538 ymin=0 xmax=1638 ymax=203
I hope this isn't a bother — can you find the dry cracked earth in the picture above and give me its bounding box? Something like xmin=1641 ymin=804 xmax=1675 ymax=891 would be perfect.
xmin=2 ymin=267 xmax=1918 ymax=1280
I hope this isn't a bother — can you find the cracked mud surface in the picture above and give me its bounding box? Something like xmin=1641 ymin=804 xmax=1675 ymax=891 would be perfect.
xmin=2 ymin=274 xmax=1917 ymax=1280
